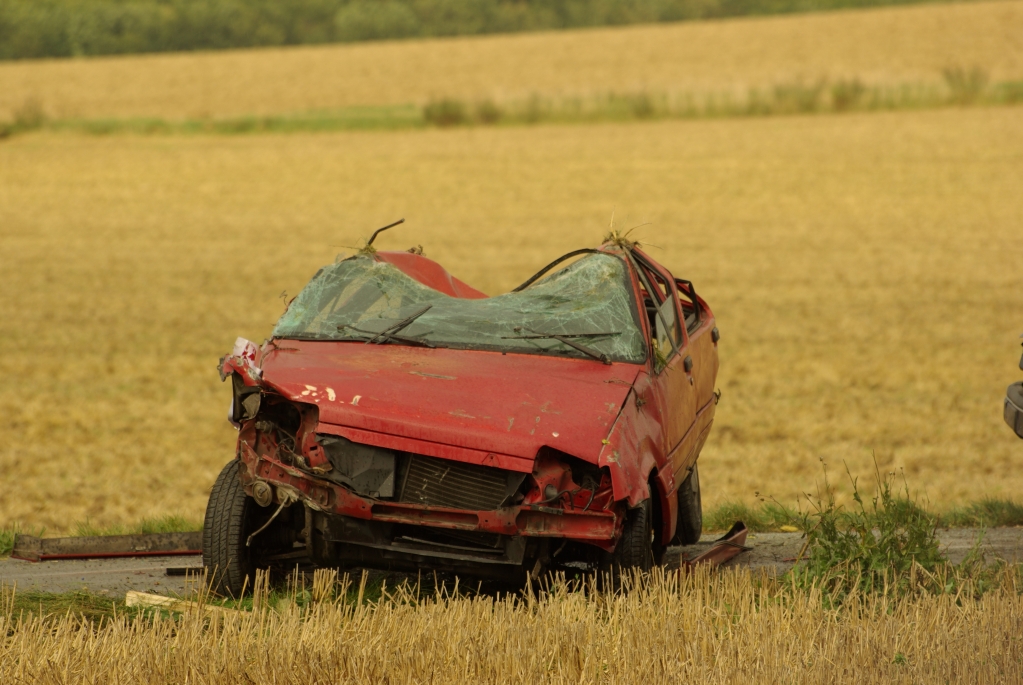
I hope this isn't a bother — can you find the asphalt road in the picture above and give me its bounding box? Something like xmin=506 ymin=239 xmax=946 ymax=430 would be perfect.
xmin=2 ymin=528 xmax=1021 ymax=598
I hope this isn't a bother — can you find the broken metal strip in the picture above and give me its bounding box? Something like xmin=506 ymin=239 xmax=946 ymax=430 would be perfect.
xmin=366 ymin=218 xmax=405 ymax=246
xmin=511 ymin=248 xmax=603 ymax=292
xmin=23 ymin=550 xmax=201 ymax=562
xmin=681 ymin=521 xmax=751 ymax=568
xmin=11 ymin=532 xmax=202 ymax=563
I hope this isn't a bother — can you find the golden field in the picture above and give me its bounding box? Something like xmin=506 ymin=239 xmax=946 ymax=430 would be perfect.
xmin=4 ymin=568 xmax=1023 ymax=683
xmin=0 ymin=104 xmax=1021 ymax=530
xmin=1 ymin=0 xmax=1023 ymax=122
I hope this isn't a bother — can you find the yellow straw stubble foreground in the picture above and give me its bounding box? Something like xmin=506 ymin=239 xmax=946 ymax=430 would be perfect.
xmin=1 ymin=0 xmax=1022 ymax=121
xmin=0 ymin=106 xmax=1021 ymax=530
xmin=3 ymin=568 xmax=1023 ymax=683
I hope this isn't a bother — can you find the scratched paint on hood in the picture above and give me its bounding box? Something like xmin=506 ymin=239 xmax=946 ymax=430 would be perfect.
xmin=260 ymin=341 xmax=641 ymax=464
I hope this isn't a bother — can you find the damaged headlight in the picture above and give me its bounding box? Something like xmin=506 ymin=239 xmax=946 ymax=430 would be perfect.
xmin=230 ymin=372 xmax=262 ymax=425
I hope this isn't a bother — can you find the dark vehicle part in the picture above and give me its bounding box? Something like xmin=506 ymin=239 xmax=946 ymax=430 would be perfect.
xmin=202 ymin=460 xmax=297 ymax=596
xmin=366 ymin=218 xmax=405 ymax=246
xmin=511 ymin=248 xmax=602 ymax=292
xmin=673 ymin=463 xmax=703 ymax=546
xmin=308 ymin=509 xmax=535 ymax=583
xmin=1006 ymin=335 xmax=1023 ymax=439
xmin=397 ymin=453 xmax=526 ymax=510
xmin=612 ymin=499 xmax=655 ymax=572
xmin=231 ymin=373 xmax=261 ymax=424
xmin=1006 ymin=382 xmax=1023 ymax=439
xmin=318 ymin=435 xmax=396 ymax=496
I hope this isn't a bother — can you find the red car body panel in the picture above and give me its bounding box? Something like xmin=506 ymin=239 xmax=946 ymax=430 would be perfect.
xmin=259 ymin=342 xmax=643 ymax=472
xmin=222 ymin=246 xmax=719 ymax=554
xmin=374 ymin=251 xmax=489 ymax=300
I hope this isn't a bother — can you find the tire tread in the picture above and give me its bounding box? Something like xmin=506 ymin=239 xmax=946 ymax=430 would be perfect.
xmin=202 ymin=460 xmax=253 ymax=597
xmin=674 ymin=463 xmax=703 ymax=546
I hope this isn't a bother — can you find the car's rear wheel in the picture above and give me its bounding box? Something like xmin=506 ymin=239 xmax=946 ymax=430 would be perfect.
xmin=203 ymin=459 xmax=260 ymax=597
xmin=673 ymin=463 xmax=702 ymax=546
xmin=612 ymin=498 xmax=655 ymax=573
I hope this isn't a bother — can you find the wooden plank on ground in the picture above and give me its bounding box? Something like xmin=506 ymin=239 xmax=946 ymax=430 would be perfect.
xmin=125 ymin=590 xmax=234 ymax=616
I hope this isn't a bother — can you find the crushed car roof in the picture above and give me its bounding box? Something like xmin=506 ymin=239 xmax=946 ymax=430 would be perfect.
xmin=273 ymin=249 xmax=646 ymax=365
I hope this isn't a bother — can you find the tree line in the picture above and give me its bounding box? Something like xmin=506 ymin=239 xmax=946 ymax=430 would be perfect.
xmin=0 ymin=0 xmax=963 ymax=60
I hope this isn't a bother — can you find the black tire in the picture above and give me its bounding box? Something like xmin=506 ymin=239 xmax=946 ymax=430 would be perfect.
xmin=674 ymin=463 xmax=703 ymax=546
xmin=203 ymin=460 xmax=258 ymax=597
xmin=612 ymin=499 xmax=655 ymax=572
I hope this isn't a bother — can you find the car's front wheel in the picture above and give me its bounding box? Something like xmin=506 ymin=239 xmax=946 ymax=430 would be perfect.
xmin=612 ymin=499 xmax=655 ymax=573
xmin=202 ymin=459 xmax=260 ymax=597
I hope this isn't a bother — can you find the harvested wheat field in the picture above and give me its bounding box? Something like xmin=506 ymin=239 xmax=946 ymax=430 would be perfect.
xmin=1 ymin=0 xmax=1022 ymax=122
xmin=1 ymin=104 xmax=1020 ymax=530
xmin=3 ymin=568 xmax=1023 ymax=683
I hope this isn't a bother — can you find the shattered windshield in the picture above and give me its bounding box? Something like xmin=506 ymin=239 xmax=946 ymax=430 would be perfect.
xmin=272 ymin=252 xmax=646 ymax=363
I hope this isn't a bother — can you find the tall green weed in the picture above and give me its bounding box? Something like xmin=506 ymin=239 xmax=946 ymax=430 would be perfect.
xmin=790 ymin=461 xmax=944 ymax=597
xmin=783 ymin=459 xmax=1023 ymax=601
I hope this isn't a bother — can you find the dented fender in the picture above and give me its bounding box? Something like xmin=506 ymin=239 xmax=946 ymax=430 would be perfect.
xmin=597 ymin=387 xmax=659 ymax=509
xmin=596 ymin=372 xmax=679 ymax=544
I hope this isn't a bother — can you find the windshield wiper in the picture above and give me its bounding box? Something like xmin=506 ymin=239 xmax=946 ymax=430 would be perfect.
xmin=366 ymin=304 xmax=433 ymax=345
xmin=337 ymin=324 xmax=436 ymax=348
xmin=278 ymin=332 xmax=338 ymax=342
xmin=502 ymin=329 xmax=618 ymax=365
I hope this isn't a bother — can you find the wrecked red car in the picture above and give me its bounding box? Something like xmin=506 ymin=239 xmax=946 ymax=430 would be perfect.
xmin=204 ymin=235 xmax=720 ymax=594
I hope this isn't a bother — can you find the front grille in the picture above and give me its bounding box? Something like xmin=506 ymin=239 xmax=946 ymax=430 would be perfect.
xmin=399 ymin=454 xmax=512 ymax=510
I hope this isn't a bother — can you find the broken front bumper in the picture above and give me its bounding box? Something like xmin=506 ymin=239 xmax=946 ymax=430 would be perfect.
xmin=237 ymin=442 xmax=619 ymax=545
xmin=1006 ymin=382 xmax=1023 ymax=439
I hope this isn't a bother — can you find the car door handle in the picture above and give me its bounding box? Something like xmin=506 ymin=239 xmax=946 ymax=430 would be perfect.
xmin=683 ymin=356 xmax=693 ymax=373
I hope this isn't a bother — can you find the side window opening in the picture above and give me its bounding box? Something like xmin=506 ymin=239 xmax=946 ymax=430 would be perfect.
xmin=655 ymin=297 xmax=679 ymax=360
xmin=676 ymin=279 xmax=701 ymax=334
xmin=636 ymin=264 xmax=682 ymax=371
xmin=642 ymin=287 xmax=660 ymax=333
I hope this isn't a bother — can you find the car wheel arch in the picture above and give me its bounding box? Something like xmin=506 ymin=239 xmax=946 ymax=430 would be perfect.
xmin=650 ymin=465 xmax=678 ymax=546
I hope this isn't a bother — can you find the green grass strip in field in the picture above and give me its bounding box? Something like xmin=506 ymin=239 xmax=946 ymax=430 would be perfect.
xmin=3 ymin=74 xmax=1020 ymax=140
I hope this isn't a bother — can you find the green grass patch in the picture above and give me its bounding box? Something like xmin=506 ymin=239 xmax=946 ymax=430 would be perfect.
xmin=4 ymin=73 xmax=1022 ymax=142
xmin=6 ymin=589 xmax=128 ymax=624
xmin=0 ymin=523 xmax=45 ymax=557
xmin=0 ymin=526 xmax=17 ymax=557
xmin=939 ymin=499 xmax=1023 ymax=528
xmin=705 ymin=496 xmax=1023 ymax=533
xmin=67 ymin=515 xmax=202 ymax=538
xmin=32 ymin=104 xmax=424 ymax=138
xmin=704 ymin=501 xmax=799 ymax=533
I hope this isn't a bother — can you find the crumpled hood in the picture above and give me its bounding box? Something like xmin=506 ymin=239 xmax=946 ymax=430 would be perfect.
xmin=259 ymin=340 xmax=641 ymax=468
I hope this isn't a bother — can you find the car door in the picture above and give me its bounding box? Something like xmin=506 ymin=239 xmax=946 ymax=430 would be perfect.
xmin=631 ymin=253 xmax=699 ymax=491
xmin=675 ymin=277 xmax=719 ymax=468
